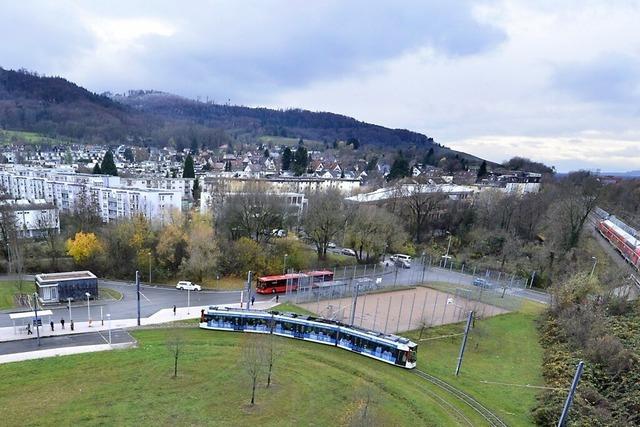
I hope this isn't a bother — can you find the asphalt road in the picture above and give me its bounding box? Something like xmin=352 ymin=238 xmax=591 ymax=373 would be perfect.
xmin=0 ymin=329 xmax=135 ymax=355
xmin=0 ymin=280 xmax=246 ymax=327
xmin=0 ymin=258 xmax=551 ymax=328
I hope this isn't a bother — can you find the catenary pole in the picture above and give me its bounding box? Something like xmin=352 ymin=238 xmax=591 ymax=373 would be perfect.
xmin=557 ymin=361 xmax=585 ymax=427
xmin=136 ymin=270 xmax=141 ymax=326
xmin=33 ymin=292 xmax=41 ymax=346
xmin=455 ymin=311 xmax=474 ymax=376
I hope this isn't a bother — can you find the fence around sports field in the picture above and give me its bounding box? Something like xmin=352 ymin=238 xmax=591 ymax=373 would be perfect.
xmin=285 ymin=257 xmax=529 ymax=326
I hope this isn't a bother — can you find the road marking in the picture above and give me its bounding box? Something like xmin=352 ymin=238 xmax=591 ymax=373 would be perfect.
xmin=138 ymin=291 xmax=151 ymax=302
xmin=96 ymin=330 xmax=109 ymax=345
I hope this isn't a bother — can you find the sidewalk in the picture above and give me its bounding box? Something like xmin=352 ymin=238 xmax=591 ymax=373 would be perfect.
xmin=0 ymin=299 xmax=278 ymax=343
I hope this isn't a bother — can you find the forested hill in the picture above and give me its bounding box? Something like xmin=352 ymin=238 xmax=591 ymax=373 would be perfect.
xmin=0 ymin=67 xmax=154 ymax=141
xmin=0 ymin=67 xmax=473 ymax=160
xmin=113 ymin=90 xmax=443 ymax=150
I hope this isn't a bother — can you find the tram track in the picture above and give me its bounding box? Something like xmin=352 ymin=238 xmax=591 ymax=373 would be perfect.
xmin=414 ymin=369 xmax=508 ymax=427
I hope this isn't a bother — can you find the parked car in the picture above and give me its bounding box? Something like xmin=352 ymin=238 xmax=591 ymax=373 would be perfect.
xmin=472 ymin=278 xmax=490 ymax=288
xmin=176 ymin=281 xmax=202 ymax=291
xmin=394 ymin=259 xmax=411 ymax=269
xmin=327 ymin=242 xmax=337 ymax=249
xmin=271 ymin=229 xmax=287 ymax=238
xmin=341 ymin=248 xmax=356 ymax=256
xmin=390 ymin=254 xmax=412 ymax=268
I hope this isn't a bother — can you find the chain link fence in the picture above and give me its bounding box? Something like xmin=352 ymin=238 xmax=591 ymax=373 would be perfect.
xmin=281 ymin=256 xmax=529 ymax=331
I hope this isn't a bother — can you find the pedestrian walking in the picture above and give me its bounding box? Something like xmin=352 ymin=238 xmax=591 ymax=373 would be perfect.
xmin=276 ymin=295 xmax=279 ymax=303
xmin=251 ymin=296 xmax=255 ymax=306
xmin=50 ymin=320 xmax=54 ymax=331
xmin=173 ymin=305 xmax=176 ymax=316
xmin=70 ymin=320 xmax=74 ymax=331
xmin=61 ymin=318 xmax=65 ymax=329
xmin=26 ymin=323 xmax=32 ymax=335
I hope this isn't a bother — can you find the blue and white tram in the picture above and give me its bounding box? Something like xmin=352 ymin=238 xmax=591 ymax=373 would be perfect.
xmin=200 ymin=307 xmax=418 ymax=369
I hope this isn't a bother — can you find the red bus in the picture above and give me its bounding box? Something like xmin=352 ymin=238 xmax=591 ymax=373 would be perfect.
xmin=256 ymin=270 xmax=335 ymax=294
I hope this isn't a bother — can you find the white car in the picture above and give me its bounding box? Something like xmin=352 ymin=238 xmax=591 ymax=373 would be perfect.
xmin=176 ymin=281 xmax=201 ymax=291
xmin=341 ymin=248 xmax=356 ymax=256
xmin=327 ymin=242 xmax=337 ymax=249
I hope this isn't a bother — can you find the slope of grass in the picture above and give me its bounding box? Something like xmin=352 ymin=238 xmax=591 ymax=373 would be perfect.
xmin=407 ymin=308 xmax=544 ymax=426
xmin=270 ymin=302 xmax=315 ymax=316
xmin=0 ymin=280 xmax=34 ymax=309
xmin=0 ymin=129 xmax=71 ymax=145
xmin=0 ymin=328 xmax=493 ymax=426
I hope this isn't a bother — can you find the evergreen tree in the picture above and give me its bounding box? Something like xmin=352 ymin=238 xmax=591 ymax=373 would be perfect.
xmin=100 ymin=150 xmax=118 ymax=176
xmin=183 ymin=154 xmax=195 ymax=178
xmin=387 ymin=154 xmax=410 ymax=181
xmin=423 ymin=147 xmax=435 ymax=166
xmin=477 ymin=160 xmax=488 ymax=180
xmin=123 ymin=147 xmax=134 ymax=162
xmin=263 ymin=148 xmax=270 ymax=158
xmin=92 ymin=163 xmax=102 ymax=174
xmin=292 ymin=146 xmax=309 ymax=176
xmin=282 ymin=147 xmax=292 ymax=171
xmin=192 ymin=177 xmax=201 ymax=202
xmin=347 ymin=137 xmax=360 ymax=150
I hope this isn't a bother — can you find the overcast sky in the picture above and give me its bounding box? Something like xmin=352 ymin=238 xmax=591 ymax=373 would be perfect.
xmin=2 ymin=1 xmax=640 ymax=172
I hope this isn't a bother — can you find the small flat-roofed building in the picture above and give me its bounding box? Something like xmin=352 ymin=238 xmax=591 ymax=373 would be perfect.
xmin=35 ymin=271 xmax=98 ymax=304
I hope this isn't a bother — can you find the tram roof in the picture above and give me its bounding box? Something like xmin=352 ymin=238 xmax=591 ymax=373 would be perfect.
xmin=205 ymin=306 xmax=417 ymax=347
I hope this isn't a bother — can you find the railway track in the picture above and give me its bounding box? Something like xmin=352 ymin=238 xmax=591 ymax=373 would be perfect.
xmin=414 ymin=369 xmax=508 ymax=427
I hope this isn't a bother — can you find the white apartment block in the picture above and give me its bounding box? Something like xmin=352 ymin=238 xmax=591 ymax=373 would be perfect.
xmin=0 ymin=167 xmax=182 ymax=224
xmin=200 ymin=190 xmax=307 ymax=218
xmin=0 ymin=199 xmax=60 ymax=238
xmin=202 ymin=176 xmax=360 ymax=197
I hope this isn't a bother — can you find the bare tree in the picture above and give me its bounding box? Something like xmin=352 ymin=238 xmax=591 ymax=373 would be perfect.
xmin=304 ymin=189 xmax=350 ymax=259
xmin=0 ymin=205 xmax=25 ymax=294
xmin=548 ymin=172 xmax=602 ymax=251
xmin=219 ymin=182 xmax=289 ymax=243
xmin=166 ymin=332 xmax=183 ymax=378
xmin=349 ymin=383 xmax=386 ymax=427
xmin=398 ymin=183 xmax=446 ymax=243
xmin=345 ymin=205 xmax=406 ymax=263
xmin=240 ymin=333 xmax=267 ymax=405
xmin=265 ymin=319 xmax=280 ymax=388
xmin=36 ymin=208 xmax=61 ymax=270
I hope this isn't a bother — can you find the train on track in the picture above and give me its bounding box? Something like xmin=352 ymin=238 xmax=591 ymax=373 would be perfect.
xmin=200 ymin=306 xmax=418 ymax=369
xmin=597 ymin=218 xmax=640 ymax=271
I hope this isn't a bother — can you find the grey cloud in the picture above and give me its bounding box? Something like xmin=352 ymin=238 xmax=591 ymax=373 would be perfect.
xmin=0 ymin=2 xmax=94 ymax=73
xmin=552 ymin=54 xmax=640 ymax=104
xmin=1 ymin=1 xmax=506 ymax=102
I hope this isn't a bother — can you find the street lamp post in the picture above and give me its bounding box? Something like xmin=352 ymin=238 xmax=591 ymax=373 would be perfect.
xmin=441 ymin=232 xmax=453 ymax=269
xmin=590 ymin=257 xmax=597 ymax=278
xmin=5 ymin=243 xmax=11 ymax=274
xmin=283 ymin=254 xmax=288 ymax=275
xmin=86 ymin=292 xmax=91 ymax=326
xmin=107 ymin=313 xmax=112 ymax=344
xmin=33 ymin=292 xmax=41 ymax=346
xmin=149 ymin=251 xmax=152 ymax=284
xmin=67 ymin=297 xmax=73 ymax=321
xmin=187 ymin=288 xmax=191 ymax=315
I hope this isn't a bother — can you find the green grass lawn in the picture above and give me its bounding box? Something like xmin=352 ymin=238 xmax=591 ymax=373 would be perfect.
xmin=99 ymin=287 xmax=123 ymax=301
xmin=270 ymin=302 xmax=316 ymax=316
xmin=0 ymin=280 xmax=34 ymax=309
xmin=0 ymin=301 xmax=544 ymax=426
xmin=0 ymin=328 xmax=497 ymax=426
xmin=406 ymin=308 xmax=544 ymax=426
xmin=0 ymin=129 xmax=71 ymax=146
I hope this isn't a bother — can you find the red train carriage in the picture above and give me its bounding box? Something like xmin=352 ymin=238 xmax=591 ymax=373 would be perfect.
xmin=597 ymin=219 xmax=640 ymax=270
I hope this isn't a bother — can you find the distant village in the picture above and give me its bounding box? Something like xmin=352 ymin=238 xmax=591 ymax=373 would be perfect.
xmin=0 ymin=141 xmax=542 ymax=239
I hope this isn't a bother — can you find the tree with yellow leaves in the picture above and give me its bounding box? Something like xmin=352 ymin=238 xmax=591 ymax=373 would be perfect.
xmin=66 ymin=232 xmax=103 ymax=266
